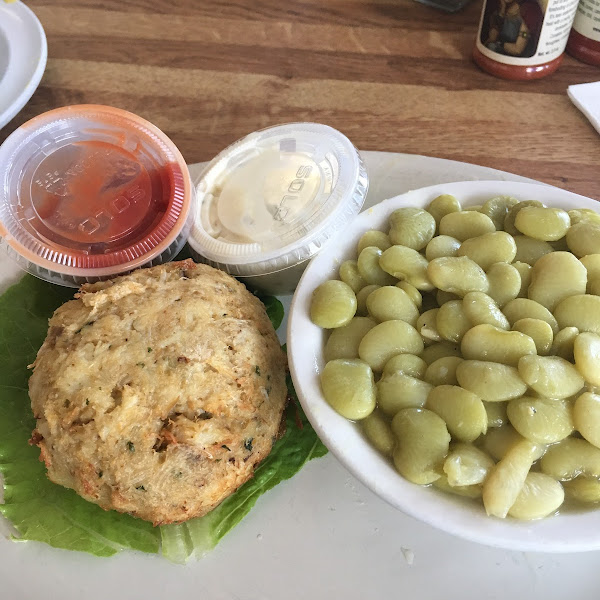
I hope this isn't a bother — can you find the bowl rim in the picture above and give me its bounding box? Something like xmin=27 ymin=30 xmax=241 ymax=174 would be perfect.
xmin=288 ymin=179 xmax=600 ymax=553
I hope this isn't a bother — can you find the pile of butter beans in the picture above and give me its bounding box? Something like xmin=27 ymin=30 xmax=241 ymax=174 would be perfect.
xmin=310 ymin=194 xmax=600 ymax=520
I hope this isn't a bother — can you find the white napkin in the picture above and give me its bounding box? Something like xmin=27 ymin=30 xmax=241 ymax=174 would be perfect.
xmin=568 ymin=81 xmax=600 ymax=136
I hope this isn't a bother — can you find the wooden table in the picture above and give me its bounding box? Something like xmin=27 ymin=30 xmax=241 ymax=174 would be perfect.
xmin=2 ymin=0 xmax=599 ymax=198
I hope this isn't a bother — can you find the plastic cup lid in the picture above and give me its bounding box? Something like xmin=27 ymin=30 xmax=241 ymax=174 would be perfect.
xmin=0 ymin=105 xmax=193 ymax=278
xmin=188 ymin=123 xmax=368 ymax=277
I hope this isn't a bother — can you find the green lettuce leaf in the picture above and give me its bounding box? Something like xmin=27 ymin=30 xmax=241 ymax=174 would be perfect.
xmin=0 ymin=276 xmax=160 ymax=557
xmin=256 ymin=293 xmax=285 ymax=330
xmin=160 ymin=375 xmax=327 ymax=562
xmin=0 ymin=273 xmax=326 ymax=559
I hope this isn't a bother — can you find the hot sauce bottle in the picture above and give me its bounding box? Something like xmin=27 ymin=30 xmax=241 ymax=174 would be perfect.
xmin=473 ymin=0 xmax=580 ymax=80
xmin=566 ymin=1 xmax=600 ymax=66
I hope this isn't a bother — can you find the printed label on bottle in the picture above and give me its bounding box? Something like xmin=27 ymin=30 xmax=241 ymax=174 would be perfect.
xmin=476 ymin=0 xmax=580 ymax=65
xmin=572 ymin=0 xmax=600 ymax=41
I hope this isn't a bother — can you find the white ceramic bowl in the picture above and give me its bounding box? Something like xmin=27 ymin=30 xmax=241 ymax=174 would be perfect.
xmin=288 ymin=180 xmax=600 ymax=553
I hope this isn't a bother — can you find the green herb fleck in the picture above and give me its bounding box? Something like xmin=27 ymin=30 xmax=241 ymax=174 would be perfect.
xmin=136 ymin=485 xmax=146 ymax=491
xmin=85 ymin=399 xmax=89 ymax=405
xmin=244 ymin=438 xmax=253 ymax=451
xmin=221 ymin=445 xmax=231 ymax=451
xmin=175 ymin=471 xmax=183 ymax=478
xmin=147 ymin=347 xmax=153 ymax=353
xmin=127 ymin=441 xmax=135 ymax=453
xmin=136 ymin=362 xmax=145 ymax=368
xmin=98 ymin=471 xmax=103 ymax=478
xmin=254 ymin=365 xmax=261 ymax=376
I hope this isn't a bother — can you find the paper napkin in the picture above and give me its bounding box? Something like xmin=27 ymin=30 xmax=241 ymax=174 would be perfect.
xmin=568 ymin=81 xmax=600 ymax=136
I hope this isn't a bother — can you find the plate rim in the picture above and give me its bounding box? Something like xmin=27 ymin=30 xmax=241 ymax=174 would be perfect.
xmin=0 ymin=1 xmax=47 ymax=129
xmin=288 ymin=179 xmax=600 ymax=553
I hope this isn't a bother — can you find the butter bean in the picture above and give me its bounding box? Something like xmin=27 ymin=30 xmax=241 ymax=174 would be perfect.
xmin=513 ymin=235 xmax=554 ymax=265
xmin=540 ymin=437 xmax=600 ymax=480
xmin=507 ymin=473 xmax=564 ymax=520
xmin=580 ymin=254 xmax=600 ymax=296
xmin=383 ymin=353 xmax=428 ymax=379
xmin=426 ymin=194 xmax=461 ymax=228
xmin=379 ymin=245 xmax=433 ymax=291
xmin=554 ymin=294 xmax=600 ymax=335
xmin=480 ymin=195 xmax=519 ymax=230
xmin=391 ymin=408 xmax=450 ymax=485
xmin=456 ymin=360 xmax=527 ymax=402
xmin=443 ymin=443 xmax=495 ymax=486
xmin=366 ymin=286 xmax=419 ymax=325
xmin=461 ymin=324 xmax=536 ymax=367
xmin=339 ymin=260 xmax=366 ymax=293
xmin=424 ymin=356 xmax=464 ymax=386
xmin=512 ymin=261 xmax=532 ymax=298
xmin=514 ymin=206 xmax=570 ymax=241
xmin=427 ymin=256 xmax=489 ymax=296
xmin=483 ymin=438 xmax=543 ymax=518
xmin=310 ymin=280 xmax=357 ymax=328
xmin=358 ymin=320 xmax=424 ymax=371
xmin=425 ymin=235 xmax=461 ymax=261
xmin=574 ymin=332 xmax=600 ymax=387
xmin=486 ymin=262 xmax=521 ymax=308
xmin=357 ymin=230 xmax=392 ymax=255
xmin=377 ymin=372 xmax=434 ymax=416
xmin=573 ymin=392 xmax=600 ymax=449
xmin=426 ymin=385 xmax=487 ymax=443
xmin=388 ymin=207 xmax=436 ymax=250
xmin=361 ymin=410 xmax=395 ymax=456
xmin=528 ymin=251 xmax=586 ymax=311
xmin=357 ymin=246 xmax=397 ymax=286
xmin=507 ymin=396 xmax=574 ymax=444
xmin=517 ymin=355 xmax=584 ymax=399
xmin=504 ymin=200 xmax=544 ymax=235
xmin=439 ymin=211 xmax=496 ymax=241
xmin=502 ymin=298 xmax=558 ymax=334
xmin=567 ymin=221 xmax=600 ymax=257
xmin=436 ymin=299 xmax=471 ymax=343
xmin=457 ymin=231 xmax=517 ymax=270
xmin=512 ymin=318 xmax=553 ymax=355
xmin=463 ymin=291 xmax=509 ymax=330
xmin=324 ymin=317 xmax=377 ymax=361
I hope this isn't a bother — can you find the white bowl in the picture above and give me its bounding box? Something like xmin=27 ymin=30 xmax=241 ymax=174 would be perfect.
xmin=288 ymin=180 xmax=600 ymax=553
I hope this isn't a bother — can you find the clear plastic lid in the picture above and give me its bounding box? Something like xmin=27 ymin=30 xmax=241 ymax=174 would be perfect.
xmin=0 ymin=105 xmax=193 ymax=286
xmin=188 ymin=123 xmax=368 ymax=278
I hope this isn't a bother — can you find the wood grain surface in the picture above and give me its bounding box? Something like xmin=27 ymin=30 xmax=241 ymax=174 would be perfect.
xmin=2 ymin=0 xmax=599 ymax=198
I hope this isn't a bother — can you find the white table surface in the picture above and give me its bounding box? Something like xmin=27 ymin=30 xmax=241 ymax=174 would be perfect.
xmin=3 ymin=152 xmax=598 ymax=600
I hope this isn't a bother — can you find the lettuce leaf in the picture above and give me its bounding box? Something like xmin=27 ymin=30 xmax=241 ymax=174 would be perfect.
xmin=0 ymin=272 xmax=326 ymax=559
xmin=160 ymin=375 xmax=327 ymax=562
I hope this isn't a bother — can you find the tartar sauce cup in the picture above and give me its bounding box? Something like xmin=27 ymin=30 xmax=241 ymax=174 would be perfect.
xmin=188 ymin=123 xmax=368 ymax=295
xmin=0 ymin=105 xmax=194 ymax=286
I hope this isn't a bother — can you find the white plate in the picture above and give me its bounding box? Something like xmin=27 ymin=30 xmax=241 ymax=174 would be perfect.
xmin=0 ymin=1 xmax=46 ymax=129
xmin=3 ymin=158 xmax=600 ymax=600
xmin=288 ymin=180 xmax=600 ymax=554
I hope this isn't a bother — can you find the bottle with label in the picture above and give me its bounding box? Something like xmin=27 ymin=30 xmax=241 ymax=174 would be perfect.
xmin=473 ymin=0 xmax=580 ymax=80
xmin=566 ymin=0 xmax=600 ymax=66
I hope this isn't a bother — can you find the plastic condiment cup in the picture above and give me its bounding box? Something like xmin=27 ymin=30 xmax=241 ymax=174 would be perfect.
xmin=0 ymin=105 xmax=194 ymax=286
xmin=187 ymin=123 xmax=368 ymax=295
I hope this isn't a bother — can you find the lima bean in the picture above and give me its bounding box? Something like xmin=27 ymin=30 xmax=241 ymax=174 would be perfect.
xmin=358 ymin=319 xmax=424 ymax=371
xmin=391 ymin=408 xmax=451 ymax=485
xmin=320 ymin=359 xmax=376 ymax=420
xmin=310 ymin=280 xmax=357 ymax=328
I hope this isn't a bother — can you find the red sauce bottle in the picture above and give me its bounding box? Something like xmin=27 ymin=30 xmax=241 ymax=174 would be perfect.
xmin=566 ymin=1 xmax=600 ymax=66
xmin=473 ymin=0 xmax=580 ymax=80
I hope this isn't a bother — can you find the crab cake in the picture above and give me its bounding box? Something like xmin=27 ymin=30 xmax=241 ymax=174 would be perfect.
xmin=29 ymin=259 xmax=287 ymax=525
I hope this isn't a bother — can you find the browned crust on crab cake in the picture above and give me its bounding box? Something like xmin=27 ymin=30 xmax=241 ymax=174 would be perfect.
xmin=29 ymin=259 xmax=287 ymax=525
